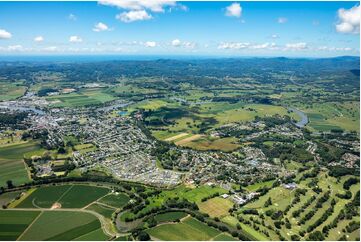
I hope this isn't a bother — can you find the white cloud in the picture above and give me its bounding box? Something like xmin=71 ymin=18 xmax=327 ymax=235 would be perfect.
xmin=69 ymin=35 xmax=83 ymax=43
xmin=278 ymin=17 xmax=288 ymax=24
xmin=8 ymin=45 xmax=23 ymax=51
xmin=218 ymin=42 xmax=250 ymax=49
xmin=34 ymin=36 xmax=44 ymax=42
xmin=285 ymin=42 xmax=307 ymax=50
xmin=171 ymin=39 xmax=181 ymax=47
xmin=43 ymin=46 xmax=58 ymax=52
xmin=68 ymin=14 xmax=77 ymax=21
xmin=336 ymin=5 xmax=360 ymax=34
xmin=225 ymin=3 xmax=242 ymax=18
xmin=317 ymin=46 xmax=353 ymax=51
xmin=93 ymin=22 xmax=110 ymax=32
xmin=99 ymin=0 xmax=176 ymax=13
xmin=116 ymin=10 xmax=152 ymax=23
xmin=271 ymin=34 xmax=279 ymax=39
xmin=0 ymin=29 xmax=12 ymax=39
xmin=171 ymin=39 xmax=196 ymax=49
xmin=144 ymin=41 xmax=156 ymax=47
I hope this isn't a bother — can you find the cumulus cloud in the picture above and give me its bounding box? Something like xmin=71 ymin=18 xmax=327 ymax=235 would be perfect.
xmin=43 ymin=46 xmax=58 ymax=52
xmin=218 ymin=42 xmax=250 ymax=49
xmin=0 ymin=29 xmax=12 ymax=39
xmin=171 ymin=39 xmax=181 ymax=47
xmin=8 ymin=45 xmax=23 ymax=51
xmin=69 ymin=35 xmax=83 ymax=43
xmin=317 ymin=46 xmax=353 ymax=51
xmin=98 ymin=0 xmax=176 ymax=13
xmin=144 ymin=41 xmax=156 ymax=47
xmin=225 ymin=3 xmax=242 ymax=18
xmin=116 ymin=10 xmax=152 ymax=23
xmin=271 ymin=34 xmax=279 ymax=39
xmin=34 ymin=36 xmax=44 ymax=42
xmin=335 ymin=5 xmax=360 ymax=34
xmin=93 ymin=22 xmax=110 ymax=32
xmin=278 ymin=17 xmax=288 ymax=24
xmin=171 ymin=39 xmax=196 ymax=48
xmin=68 ymin=14 xmax=77 ymax=21
xmin=285 ymin=42 xmax=307 ymax=50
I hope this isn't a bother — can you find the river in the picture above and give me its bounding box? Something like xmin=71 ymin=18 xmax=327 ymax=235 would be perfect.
xmin=288 ymin=107 xmax=308 ymax=128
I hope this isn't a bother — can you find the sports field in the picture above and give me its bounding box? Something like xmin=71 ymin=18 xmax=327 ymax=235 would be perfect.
xmin=199 ymin=197 xmax=234 ymax=218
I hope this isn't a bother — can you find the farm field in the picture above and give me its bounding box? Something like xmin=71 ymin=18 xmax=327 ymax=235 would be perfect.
xmin=0 ymin=210 xmax=40 ymax=240
xmin=16 ymin=184 xmax=110 ymax=208
xmin=0 ymin=81 xmax=26 ymax=101
xmin=154 ymin=211 xmax=188 ymax=223
xmin=86 ymin=203 xmax=115 ymax=219
xmin=199 ymin=197 xmax=234 ymax=218
xmin=98 ymin=193 xmax=130 ymax=208
xmin=147 ymin=217 xmax=225 ymax=241
xmin=18 ymin=211 xmax=103 ymax=241
xmin=0 ymin=141 xmax=41 ymax=187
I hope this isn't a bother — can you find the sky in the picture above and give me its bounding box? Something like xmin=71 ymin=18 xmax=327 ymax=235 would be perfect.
xmin=0 ymin=0 xmax=360 ymax=57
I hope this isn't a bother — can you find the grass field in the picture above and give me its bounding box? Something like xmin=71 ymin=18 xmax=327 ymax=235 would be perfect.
xmin=181 ymin=137 xmax=240 ymax=152
xmin=0 ymin=81 xmax=26 ymax=101
xmin=120 ymin=185 xmax=226 ymax=221
xmin=0 ymin=141 xmax=41 ymax=187
xmin=154 ymin=211 xmax=188 ymax=223
xmin=19 ymin=211 xmax=102 ymax=241
xmin=16 ymin=184 xmax=110 ymax=208
xmin=98 ymin=193 xmax=130 ymax=208
xmin=0 ymin=210 xmax=40 ymax=240
xmin=199 ymin=197 xmax=234 ymax=218
xmin=86 ymin=203 xmax=115 ymax=219
xmin=73 ymin=228 xmax=109 ymax=241
xmin=212 ymin=233 xmax=238 ymax=241
xmin=0 ymin=191 xmax=21 ymax=207
xmin=147 ymin=217 xmax=223 ymax=241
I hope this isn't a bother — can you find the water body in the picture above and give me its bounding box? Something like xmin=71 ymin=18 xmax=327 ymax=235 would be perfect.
xmin=288 ymin=107 xmax=308 ymax=128
xmin=118 ymin=111 xmax=127 ymax=116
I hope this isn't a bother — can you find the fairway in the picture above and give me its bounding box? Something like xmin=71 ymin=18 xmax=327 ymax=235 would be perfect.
xmin=199 ymin=197 xmax=234 ymax=218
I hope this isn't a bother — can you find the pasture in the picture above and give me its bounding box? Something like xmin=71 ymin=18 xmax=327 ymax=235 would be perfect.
xmin=199 ymin=197 xmax=234 ymax=218
xmin=0 ymin=81 xmax=26 ymax=101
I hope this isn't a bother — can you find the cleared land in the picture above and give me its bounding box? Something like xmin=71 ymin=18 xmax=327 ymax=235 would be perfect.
xmin=199 ymin=197 xmax=234 ymax=218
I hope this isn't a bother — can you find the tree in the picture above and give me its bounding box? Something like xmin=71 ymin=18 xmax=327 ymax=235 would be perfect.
xmin=307 ymin=231 xmax=325 ymax=241
xmin=6 ymin=180 xmax=13 ymax=189
xmin=138 ymin=232 xmax=150 ymax=241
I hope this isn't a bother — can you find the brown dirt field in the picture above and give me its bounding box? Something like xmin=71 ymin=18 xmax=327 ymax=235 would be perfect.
xmin=175 ymin=134 xmax=203 ymax=145
xmin=164 ymin=133 xmax=189 ymax=141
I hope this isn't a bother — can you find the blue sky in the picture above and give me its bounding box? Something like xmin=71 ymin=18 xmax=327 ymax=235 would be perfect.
xmin=0 ymin=1 xmax=359 ymax=57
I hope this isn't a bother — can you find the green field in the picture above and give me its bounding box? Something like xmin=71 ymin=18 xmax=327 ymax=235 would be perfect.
xmin=154 ymin=211 xmax=188 ymax=223
xmin=98 ymin=193 xmax=130 ymax=208
xmin=147 ymin=217 xmax=223 ymax=241
xmin=0 ymin=81 xmax=26 ymax=101
xmin=199 ymin=197 xmax=234 ymax=218
xmin=73 ymin=228 xmax=109 ymax=241
xmin=212 ymin=233 xmax=238 ymax=241
xmin=86 ymin=203 xmax=115 ymax=219
xmin=0 ymin=210 xmax=40 ymax=240
xmin=0 ymin=141 xmax=41 ymax=187
xmin=0 ymin=191 xmax=21 ymax=207
xmin=19 ymin=211 xmax=103 ymax=241
xmin=16 ymin=184 xmax=110 ymax=208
